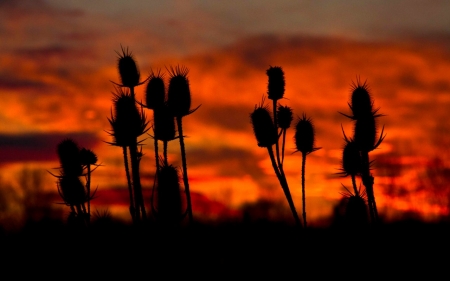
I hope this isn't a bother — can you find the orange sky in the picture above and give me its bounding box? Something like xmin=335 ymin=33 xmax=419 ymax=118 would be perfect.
xmin=1 ymin=1 xmax=450 ymax=226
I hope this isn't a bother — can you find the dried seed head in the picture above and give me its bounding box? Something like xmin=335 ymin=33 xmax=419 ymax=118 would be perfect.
xmin=277 ymin=105 xmax=293 ymax=129
xmin=294 ymin=114 xmax=318 ymax=154
xmin=353 ymin=115 xmax=377 ymax=152
xmin=57 ymin=139 xmax=82 ymax=177
xmin=156 ymin=163 xmax=182 ymax=223
xmin=117 ymin=46 xmax=140 ymax=88
xmin=345 ymin=194 xmax=369 ymax=227
xmin=57 ymin=175 xmax=87 ymax=206
xmin=250 ymin=101 xmax=277 ymax=148
xmin=350 ymin=79 xmax=373 ymax=119
xmin=167 ymin=65 xmax=191 ymax=117
xmin=266 ymin=66 xmax=285 ymax=101
xmin=153 ymin=103 xmax=176 ymax=142
xmin=341 ymin=140 xmax=363 ymax=176
xmin=108 ymin=88 xmax=148 ymax=146
xmin=145 ymin=70 xmax=166 ymax=110
xmin=80 ymin=148 xmax=98 ymax=166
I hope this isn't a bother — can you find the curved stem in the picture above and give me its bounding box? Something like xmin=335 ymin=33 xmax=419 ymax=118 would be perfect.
xmin=301 ymin=152 xmax=307 ymax=228
xmin=267 ymin=146 xmax=302 ymax=227
xmin=281 ymin=129 xmax=287 ymax=165
xmin=177 ymin=116 xmax=193 ymax=223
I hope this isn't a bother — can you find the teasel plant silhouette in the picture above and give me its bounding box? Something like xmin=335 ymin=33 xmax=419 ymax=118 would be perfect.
xmin=294 ymin=114 xmax=321 ymax=228
xmin=107 ymin=87 xmax=149 ymax=224
xmin=50 ymin=138 xmax=99 ymax=227
xmin=340 ymin=78 xmax=386 ymax=225
xmin=166 ymin=65 xmax=200 ymax=224
xmin=336 ymin=139 xmax=369 ymax=227
xmin=250 ymin=66 xmax=302 ymax=227
xmin=107 ymin=46 xmax=150 ymax=223
xmin=151 ymin=157 xmax=185 ymax=227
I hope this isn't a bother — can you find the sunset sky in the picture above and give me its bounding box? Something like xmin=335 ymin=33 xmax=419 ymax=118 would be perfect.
xmin=1 ymin=0 xmax=450 ymax=225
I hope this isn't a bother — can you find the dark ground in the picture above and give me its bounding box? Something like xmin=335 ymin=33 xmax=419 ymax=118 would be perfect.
xmin=1 ymin=218 xmax=449 ymax=278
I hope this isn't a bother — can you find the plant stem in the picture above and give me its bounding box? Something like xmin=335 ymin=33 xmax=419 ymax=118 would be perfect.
xmin=273 ymin=100 xmax=282 ymax=168
xmin=361 ymin=151 xmax=378 ymax=223
xmin=129 ymin=143 xmax=147 ymax=221
xmin=267 ymin=146 xmax=302 ymax=227
xmin=163 ymin=140 xmax=168 ymax=166
xmin=177 ymin=116 xmax=193 ymax=223
xmin=301 ymin=151 xmax=307 ymax=228
xmin=281 ymin=129 xmax=287 ymax=165
xmin=86 ymin=164 xmax=91 ymax=225
xmin=351 ymin=174 xmax=359 ymax=197
xmin=123 ymin=146 xmax=136 ymax=223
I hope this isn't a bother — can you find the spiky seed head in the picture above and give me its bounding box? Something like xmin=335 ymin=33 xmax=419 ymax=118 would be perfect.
xmin=250 ymin=103 xmax=277 ymax=148
xmin=80 ymin=148 xmax=98 ymax=166
xmin=350 ymin=79 xmax=373 ymax=119
xmin=145 ymin=70 xmax=166 ymax=110
xmin=156 ymin=163 xmax=182 ymax=223
xmin=117 ymin=46 xmax=140 ymax=88
xmin=153 ymin=103 xmax=176 ymax=142
xmin=57 ymin=175 xmax=87 ymax=206
xmin=167 ymin=65 xmax=191 ymax=117
xmin=353 ymin=115 xmax=377 ymax=152
xmin=277 ymin=105 xmax=293 ymax=129
xmin=109 ymin=89 xmax=148 ymax=146
xmin=294 ymin=114 xmax=317 ymax=154
xmin=341 ymin=140 xmax=362 ymax=176
xmin=266 ymin=66 xmax=285 ymax=101
xmin=57 ymin=139 xmax=83 ymax=177
xmin=345 ymin=194 xmax=369 ymax=227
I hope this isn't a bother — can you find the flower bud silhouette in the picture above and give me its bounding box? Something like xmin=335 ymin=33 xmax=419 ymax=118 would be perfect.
xmin=57 ymin=175 xmax=87 ymax=206
xmin=145 ymin=70 xmax=165 ymax=110
xmin=154 ymin=103 xmax=176 ymax=142
xmin=354 ymin=114 xmax=378 ymax=152
xmin=266 ymin=66 xmax=285 ymax=101
xmin=156 ymin=163 xmax=182 ymax=224
xmin=340 ymin=140 xmax=362 ymax=176
xmin=80 ymin=148 xmax=98 ymax=166
xmin=251 ymin=104 xmax=277 ymax=148
xmin=294 ymin=114 xmax=319 ymax=154
xmin=350 ymin=79 xmax=373 ymax=119
xmin=117 ymin=46 xmax=140 ymax=88
xmin=108 ymin=88 xmax=148 ymax=147
xmin=277 ymin=105 xmax=293 ymax=129
xmin=57 ymin=139 xmax=83 ymax=177
xmin=167 ymin=65 xmax=191 ymax=117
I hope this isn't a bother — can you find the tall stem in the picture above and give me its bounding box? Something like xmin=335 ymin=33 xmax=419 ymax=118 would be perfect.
xmin=123 ymin=146 xmax=136 ymax=223
xmin=273 ymin=100 xmax=282 ymax=168
xmin=177 ymin=116 xmax=193 ymax=223
xmin=267 ymin=146 xmax=302 ymax=227
xmin=361 ymin=151 xmax=378 ymax=223
xmin=351 ymin=174 xmax=359 ymax=197
xmin=281 ymin=129 xmax=287 ymax=165
xmin=163 ymin=140 xmax=168 ymax=166
xmin=301 ymin=152 xmax=307 ymax=228
xmin=129 ymin=143 xmax=147 ymax=221
xmin=86 ymin=164 xmax=91 ymax=225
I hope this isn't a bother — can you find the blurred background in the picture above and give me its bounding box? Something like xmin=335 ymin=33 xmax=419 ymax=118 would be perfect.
xmin=1 ymin=0 xmax=450 ymax=229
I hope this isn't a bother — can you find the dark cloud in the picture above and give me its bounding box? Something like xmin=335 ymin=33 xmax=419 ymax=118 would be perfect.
xmin=0 ymin=132 xmax=99 ymax=164
xmin=0 ymin=75 xmax=50 ymax=92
